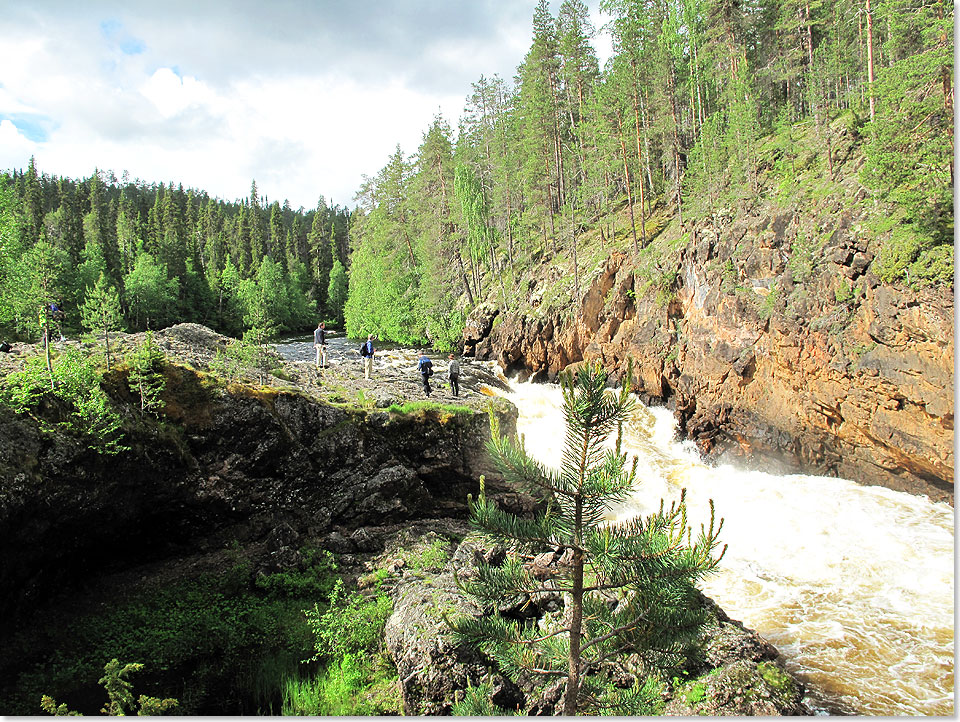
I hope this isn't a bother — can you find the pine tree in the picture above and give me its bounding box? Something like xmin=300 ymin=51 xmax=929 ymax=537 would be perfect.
xmin=42 ymin=658 xmax=178 ymax=716
xmin=0 ymin=173 xmax=27 ymax=337
xmin=128 ymin=331 xmax=166 ymax=415
xmin=450 ymin=362 xmax=726 ymax=715
xmin=80 ymin=271 xmax=124 ymax=370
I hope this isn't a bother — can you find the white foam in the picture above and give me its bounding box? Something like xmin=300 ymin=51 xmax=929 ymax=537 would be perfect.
xmin=498 ymin=379 xmax=955 ymax=716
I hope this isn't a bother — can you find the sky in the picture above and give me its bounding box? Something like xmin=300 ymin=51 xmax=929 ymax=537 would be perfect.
xmin=0 ymin=1 xmax=611 ymax=211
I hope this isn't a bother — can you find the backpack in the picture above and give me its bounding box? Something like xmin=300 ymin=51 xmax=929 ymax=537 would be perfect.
xmin=359 ymin=344 xmax=367 ymax=356
xmin=422 ymin=359 xmax=433 ymax=376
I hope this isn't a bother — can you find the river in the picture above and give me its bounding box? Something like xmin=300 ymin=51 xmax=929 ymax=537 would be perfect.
xmin=274 ymin=337 xmax=954 ymax=715
xmin=501 ymin=379 xmax=954 ymax=716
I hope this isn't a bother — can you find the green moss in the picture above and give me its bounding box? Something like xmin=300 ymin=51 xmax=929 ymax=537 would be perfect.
xmin=684 ymin=681 xmax=707 ymax=706
xmin=757 ymin=661 xmax=798 ymax=699
xmin=386 ymin=400 xmax=473 ymax=419
xmin=396 ymin=538 xmax=451 ymax=572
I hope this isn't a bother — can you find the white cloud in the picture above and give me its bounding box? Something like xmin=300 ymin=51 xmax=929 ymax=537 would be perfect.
xmin=139 ymin=68 xmax=215 ymax=119
xmin=0 ymin=120 xmax=38 ymax=166
xmin=0 ymin=2 xmax=612 ymax=210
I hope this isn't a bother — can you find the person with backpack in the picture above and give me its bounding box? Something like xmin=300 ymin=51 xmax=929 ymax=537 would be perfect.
xmin=314 ymin=322 xmax=327 ymax=368
xmin=417 ymin=351 xmax=434 ymax=396
xmin=360 ymin=335 xmax=375 ymax=379
xmin=447 ymin=353 xmax=460 ymax=397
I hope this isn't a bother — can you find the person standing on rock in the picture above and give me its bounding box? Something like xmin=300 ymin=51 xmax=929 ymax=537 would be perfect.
xmin=314 ymin=322 xmax=327 ymax=368
xmin=447 ymin=353 xmax=460 ymax=397
xmin=361 ymin=335 xmax=375 ymax=379
xmin=417 ymin=351 xmax=434 ymax=396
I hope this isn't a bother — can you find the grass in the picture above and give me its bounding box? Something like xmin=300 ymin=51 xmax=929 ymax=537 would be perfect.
xmin=0 ymin=547 xmax=338 ymax=715
xmin=280 ymin=653 xmax=400 ymax=716
xmin=296 ymin=579 xmax=399 ymax=716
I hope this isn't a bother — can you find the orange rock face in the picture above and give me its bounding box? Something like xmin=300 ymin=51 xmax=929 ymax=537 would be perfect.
xmin=470 ymin=217 xmax=954 ymax=504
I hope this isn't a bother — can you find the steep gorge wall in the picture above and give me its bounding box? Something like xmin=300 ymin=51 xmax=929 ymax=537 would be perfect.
xmin=0 ymin=368 xmax=516 ymax=627
xmin=467 ymin=205 xmax=953 ymax=503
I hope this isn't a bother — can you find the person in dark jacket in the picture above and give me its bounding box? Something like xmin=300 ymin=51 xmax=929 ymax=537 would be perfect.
xmin=360 ymin=335 xmax=375 ymax=379
xmin=447 ymin=354 xmax=460 ymax=397
xmin=417 ymin=351 xmax=433 ymax=396
xmin=314 ymin=322 xmax=327 ymax=368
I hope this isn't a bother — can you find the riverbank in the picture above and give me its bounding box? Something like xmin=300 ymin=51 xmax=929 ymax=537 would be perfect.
xmin=0 ymin=324 xmax=808 ymax=715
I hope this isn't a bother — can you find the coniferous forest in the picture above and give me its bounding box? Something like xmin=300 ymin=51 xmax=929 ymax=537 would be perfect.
xmin=0 ymin=0 xmax=953 ymax=716
xmin=0 ymin=0 xmax=953 ymax=348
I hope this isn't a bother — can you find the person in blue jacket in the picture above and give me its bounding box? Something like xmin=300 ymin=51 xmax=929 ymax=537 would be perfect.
xmin=417 ymin=351 xmax=433 ymax=396
xmin=360 ymin=335 xmax=375 ymax=379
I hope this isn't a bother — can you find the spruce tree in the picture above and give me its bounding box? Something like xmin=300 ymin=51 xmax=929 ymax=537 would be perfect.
xmin=80 ymin=271 xmax=123 ymax=370
xmin=128 ymin=330 xmax=166 ymax=415
xmin=451 ymin=362 xmax=726 ymax=715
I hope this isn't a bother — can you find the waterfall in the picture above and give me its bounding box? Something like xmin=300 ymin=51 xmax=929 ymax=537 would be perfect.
xmin=499 ymin=379 xmax=954 ymax=716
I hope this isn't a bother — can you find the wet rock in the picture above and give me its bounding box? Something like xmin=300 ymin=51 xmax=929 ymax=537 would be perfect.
xmin=382 ymin=533 xmax=807 ymax=716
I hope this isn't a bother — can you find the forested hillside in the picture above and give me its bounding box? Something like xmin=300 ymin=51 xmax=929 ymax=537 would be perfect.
xmin=0 ymin=0 xmax=951 ymax=352
xmin=345 ymin=0 xmax=952 ymax=348
xmin=0 ymin=169 xmax=350 ymax=343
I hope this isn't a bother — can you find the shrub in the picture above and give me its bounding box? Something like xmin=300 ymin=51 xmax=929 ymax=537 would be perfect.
xmin=0 ymin=348 xmax=126 ymax=454
xmin=304 ymin=580 xmax=393 ymax=662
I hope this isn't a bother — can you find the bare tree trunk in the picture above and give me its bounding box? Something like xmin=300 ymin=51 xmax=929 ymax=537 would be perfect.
xmin=938 ymin=0 xmax=954 ymax=183
xmin=615 ymin=110 xmax=639 ymax=254
xmin=630 ymin=70 xmax=648 ymax=247
xmin=865 ymin=0 xmax=876 ymax=122
xmin=640 ymin=90 xmax=655 ymax=214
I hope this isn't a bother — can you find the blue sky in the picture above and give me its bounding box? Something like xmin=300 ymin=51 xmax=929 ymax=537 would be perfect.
xmin=0 ymin=1 xmax=611 ymax=210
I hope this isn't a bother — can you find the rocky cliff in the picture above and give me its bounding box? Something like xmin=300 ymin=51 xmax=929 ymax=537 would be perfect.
xmin=466 ymin=201 xmax=953 ymax=504
xmin=0 ymin=326 xmax=809 ymax=715
xmin=0 ymin=327 xmax=516 ymax=627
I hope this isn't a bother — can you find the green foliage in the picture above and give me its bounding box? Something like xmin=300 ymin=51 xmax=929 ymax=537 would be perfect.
xmin=685 ymin=680 xmax=707 ymax=705
xmin=80 ymin=272 xmax=124 ymax=369
xmin=304 ymin=580 xmax=393 ymax=662
xmin=352 ymin=388 xmax=376 ymax=411
xmin=2 ymin=167 xmax=346 ymax=344
xmin=874 ymin=224 xmax=953 ymax=287
xmin=280 ymin=653 xmax=400 ymax=716
xmin=758 ymin=289 xmax=781 ymax=320
xmin=2 ymin=559 xmax=331 ymax=715
xmin=289 ymin=578 xmax=398 ymax=716
xmin=41 ymin=658 xmax=178 ymax=717
xmin=787 ymin=230 xmax=820 ymax=283
xmin=0 ymin=174 xmax=24 ymax=335
xmin=11 ymin=237 xmax=72 ymax=342
xmin=0 ymin=347 xmax=126 ymax=453
xmin=862 ymin=43 xmax=952 ymax=239
xmin=124 ymin=252 xmax=179 ymax=330
xmin=392 ymin=538 xmax=451 ymax=572
xmin=833 ymin=279 xmax=855 ymax=305
xmin=210 ymin=331 xmax=279 ymax=386
xmin=452 ymin=682 xmax=521 ymax=716
xmin=326 ymin=257 xmax=348 ymax=327
xmin=253 ymin=547 xmax=338 ymax=600
xmin=451 ymin=362 xmax=726 ymax=715
xmin=127 ymin=331 xmax=166 ymax=415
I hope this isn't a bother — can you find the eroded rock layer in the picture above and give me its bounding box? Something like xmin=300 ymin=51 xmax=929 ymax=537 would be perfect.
xmin=467 ymin=210 xmax=953 ymax=503
xmin=0 ymin=361 xmax=516 ymax=627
